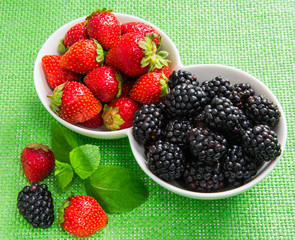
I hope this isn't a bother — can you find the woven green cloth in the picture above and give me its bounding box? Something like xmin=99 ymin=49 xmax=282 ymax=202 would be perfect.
xmin=0 ymin=0 xmax=294 ymax=239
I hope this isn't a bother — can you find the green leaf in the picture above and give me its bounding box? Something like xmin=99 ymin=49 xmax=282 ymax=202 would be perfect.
xmin=51 ymin=121 xmax=83 ymax=164
xmin=55 ymin=160 xmax=74 ymax=191
xmin=86 ymin=165 xmax=149 ymax=213
xmin=93 ymin=39 xmax=104 ymax=63
xmin=70 ymin=144 xmax=100 ymax=179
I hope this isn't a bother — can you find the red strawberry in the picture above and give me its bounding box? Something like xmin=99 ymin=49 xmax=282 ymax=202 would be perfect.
xmin=121 ymin=21 xmax=159 ymax=45
xmin=58 ymin=21 xmax=88 ymax=54
xmin=48 ymin=81 xmax=102 ymax=124
xmin=129 ymin=72 xmax=168 ymax=104
xmin=80 ymin=111 xmax=103 ymax=128
xmin=58 ymin=195 xmax=108 ymax=237
xmin=21 ymin=143 xmax=55 ymax=183
xmin=83 ymin=66 xmax=122 ymax=102
xmin=121 ymin=78 xmax=136 ymax=97
xmin=106 ymin=32 xmax=170 ymax=77
xmin=41 ymin=55 xmax=81 ymax=89
xmin=60 ymin=39 xmax=104 ymax=75
xmin=102 ymin=97 xmax=139 ymax=130
xmin=151 ymin=65 xmax=170 ymax=78
xmin=86 ymin=8 xmax=120 ymax=50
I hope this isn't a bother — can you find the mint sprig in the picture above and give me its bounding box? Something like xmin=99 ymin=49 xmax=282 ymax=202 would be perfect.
xmin=55 ymin=160 xmax=74 ymax=191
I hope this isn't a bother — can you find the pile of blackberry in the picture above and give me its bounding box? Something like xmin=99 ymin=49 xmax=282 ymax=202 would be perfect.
xmin=132 ymin=69 xmax=282 ymax=192
xmin=17 ymin=183 xmax=54 ymax=228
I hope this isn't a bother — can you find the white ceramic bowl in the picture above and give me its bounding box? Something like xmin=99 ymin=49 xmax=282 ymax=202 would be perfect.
xmin=34 ymin=14 xmax=287 ymax=199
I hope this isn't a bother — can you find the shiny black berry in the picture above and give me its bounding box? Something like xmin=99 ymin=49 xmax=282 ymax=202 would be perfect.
xmin=230 ymin=83 xmax=255 ymax=108
xmin=168 ymin=69 xmax=199 ymax=90
xmin=183 ymin=161 xmax=226 ymax=192
xmin=133 ymin=104 xmax=164 ymax=145
xmin=223 ymin=145 xmax=258 ymax=187
xmin=163 ymin=83 xmax=209 ymax=117
xmin=201 ymin=76 xmax=233 ymax=100
xmin=17 ymin=183 xmax=54 ymax=229
xmin=146 ymin=141 xmax=185 ymax=181
xmin=242 ymin=124 xmax=281 ymax=162
xmin=244 ymin=95 xmax=281 ymax=127
xmin=188 ymin=127 xmax=228 ymax=164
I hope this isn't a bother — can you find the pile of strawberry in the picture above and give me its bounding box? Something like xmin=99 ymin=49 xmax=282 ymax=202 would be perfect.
xmin=42 ymin=8 xmax=171 ymax=130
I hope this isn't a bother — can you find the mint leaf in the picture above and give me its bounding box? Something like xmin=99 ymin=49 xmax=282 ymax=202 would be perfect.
xmin=51 ymin=121 xmax=82 ymax=163
xmin=86 ymin=165 xmax=149 ymax=213
xmin=70 ymin=144 xmax=100 ymax=179
xmin=55 ymin=160 xmax=74 ymax=191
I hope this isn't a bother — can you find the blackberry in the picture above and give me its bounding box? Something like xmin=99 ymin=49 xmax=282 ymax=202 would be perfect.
xmin=230 ymin=83 xmax=255 ymax=108
xmin=168 ymin=69 xmax=199 ymax=90
xmin=183 ymin=161 xmax=225 ymax=192
xmin=188 ymin=127 xmax=228 ymax=164
xmin=17 ymin=183 xmax=54 ymax=229
xmin=223 ymin=145 xmax=258 ymax=187
xmin=244 ymin=95 xmax=281 ymax=127
xmin=163 ymin=83 xmax=209 ymax=117
xmin=204 ymin=97 xmax=250 ymax=138
xmin=242 ymin=124 xmax=281 ymax=162
xmin=146 ymin=141 xmax=185 ymax=181
xmin=132 ymin=104 xmax=164 ymax=145
xmin=201 ymin=76 xmax=233 ymax=100
xmin=164 ymin=119 xmax=193 ymax=149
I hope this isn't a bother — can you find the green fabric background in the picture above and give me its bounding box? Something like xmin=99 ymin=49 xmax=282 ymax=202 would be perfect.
xmin=0 ymin=0 xmax=294 ymax=239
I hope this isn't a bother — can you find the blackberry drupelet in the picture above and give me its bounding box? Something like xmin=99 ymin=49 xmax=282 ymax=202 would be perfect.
xmin=244 ymin=95 xmax=281 ymax=127
xmin=163 ymin=83 xmax=209 ymax=117
xmin=230 ymin=83 xmax=255 ymax=108
xmin=204 ymin=97 xmax=249 ymax=138
xmin=164 ymin=119 xmax=193 ymax=149
xmin=146 ymin=141 xmax=185 ymax=181
xmin=242 ymin=124 xmax=281 ymax=162
xmin=188 ymin=127 xmax=228 ymax=164
xmin=223 ymin=145 xmax=258 ymax=187
xmin=201 ymin=76 xmax=233 ymax=100
xmin=17 ymin=183 xmax=54 ymax=229
xmin=132 ymin=104 xmax=164 ymax=145
xmin=183 ymin=161 xmax=225 ymax=192
xmin=168 ymin=69 xmax=199 ymax=90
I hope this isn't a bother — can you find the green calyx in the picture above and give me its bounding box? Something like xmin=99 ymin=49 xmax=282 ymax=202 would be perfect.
xmin=102 ymin=105 xmax=125 ymax=131
xmin=47 ymin=82 xmax=66 ymax=115
xmin=93 ymin=39 xmax=104 ymax=63
xmin=58 ymin=39 xmax=70 ymax=54
xmin=159 ymin=72 xmax=169 ymax=97
xmin=115 ymin=72 xmax=123 ymax=98
xmin=138 ymin=33 xmax=171 ymax=72
xmin=86 ymin=7 xmax=113 ymax=21
xmin=57 ymin=193 xmax=73 ymax=225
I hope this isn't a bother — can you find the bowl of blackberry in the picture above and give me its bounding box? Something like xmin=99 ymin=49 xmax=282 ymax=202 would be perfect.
xmin=128 ymin=65 xmax=287 ymax=199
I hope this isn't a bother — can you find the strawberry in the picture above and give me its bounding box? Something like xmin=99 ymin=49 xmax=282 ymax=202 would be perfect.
xmin=121 ymin=78 xmax=136 ymax=97
xmin=102 ymin=97 xmax=139 ymax=130
xmin=48 ymin=81 xmax=102 ymax=124
xmin=105 ymin=32 xmax=170 ymax=77
xmin=58 ymin=195 xmax=108 ymax=237
xmin=21 ymin=143 xmax=55 ymax=183
xmin=59 ymin=39 xmax=104 ymax=75
xmin=41 ymin=55 xmax=81 ymax=89
xmin=121 ymin=21 xmax=159 ymax=45
xmin=80 ymin=111 xmax=103 ymax=128
xmin=151 ymin=65 xmax=170 ymax=78
xmin=83 ymin=66 xmax=122 ymax=102
xmin=129 ymin=72 xmax=168 ymax=104
xmin=86 ymin=8 xmax=120 ymax=50
xmin=58 ymin=21 xmax=88 ymax=54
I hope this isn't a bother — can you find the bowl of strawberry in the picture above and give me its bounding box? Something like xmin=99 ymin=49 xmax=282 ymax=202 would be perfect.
xmin=34 ymin=8 xmax=179 ymax=139
xmin=34 ymin=8 xmax=287 ymax=199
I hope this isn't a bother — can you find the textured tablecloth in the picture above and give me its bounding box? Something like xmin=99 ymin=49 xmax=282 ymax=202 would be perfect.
xmin=0 ymin=0 xmax=294 ymax=239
